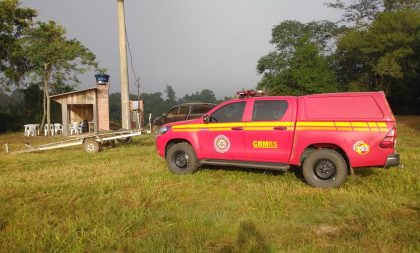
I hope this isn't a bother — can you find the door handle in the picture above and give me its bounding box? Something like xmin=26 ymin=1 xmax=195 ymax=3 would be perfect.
xmin=274 ymin=126 xmax=287 ymax=130
xmin=231 ymin=127 xmax=243 ymax=130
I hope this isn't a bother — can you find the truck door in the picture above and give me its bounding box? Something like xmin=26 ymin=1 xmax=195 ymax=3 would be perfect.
xmin=199 ymin=101 xmax=247 ymax=160
xmin=244 ymin=98 xmax=295 ymax=163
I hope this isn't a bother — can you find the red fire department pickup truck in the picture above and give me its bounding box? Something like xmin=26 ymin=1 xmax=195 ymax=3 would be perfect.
xmin=156 ymin=91 xmax=400 ymax=188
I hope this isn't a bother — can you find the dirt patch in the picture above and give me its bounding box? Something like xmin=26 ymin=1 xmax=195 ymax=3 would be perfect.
xmin=313 ymin=224 xmax=340 ymax=236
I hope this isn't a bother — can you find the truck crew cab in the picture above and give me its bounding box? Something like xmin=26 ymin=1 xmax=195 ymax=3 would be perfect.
xmin=156 ymin=91 xmax=400 ymax=188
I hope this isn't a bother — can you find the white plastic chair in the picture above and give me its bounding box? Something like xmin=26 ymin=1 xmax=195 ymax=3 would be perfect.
xmin=54 ymin=123 xmax=63 ymax=135
xmin=77 ymin=122 xmax=82 ymax=134
xmin=70 ymin=122 xmax=81 ymax=135
xmin=44 ymin=124 xmax=54 ymax=136
xmin=24 ymin=125 xmax=35 ymax=136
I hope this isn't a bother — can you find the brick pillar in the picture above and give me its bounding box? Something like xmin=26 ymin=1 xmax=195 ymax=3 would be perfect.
xmin=96 ymin=83 xmax=110 ymax=131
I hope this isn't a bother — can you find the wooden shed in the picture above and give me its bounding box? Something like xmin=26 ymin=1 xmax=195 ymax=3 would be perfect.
xmin=50 ymin=83 xmax=110 ymax=136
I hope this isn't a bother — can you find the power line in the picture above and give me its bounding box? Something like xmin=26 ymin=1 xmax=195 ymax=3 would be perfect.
xmin=124 ymin=22 xmax=138 ymax=88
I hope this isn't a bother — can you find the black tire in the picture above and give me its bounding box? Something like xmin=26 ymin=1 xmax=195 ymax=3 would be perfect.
xmin=102 ymin=140 xmax=115 ymax=148
xmin=116 ymin=136 xmax=132 ymax=143
xmin=116 ymin=128 xmax=132 ymax=143
xmin=166 ymin=143 xmax=198 ymax=175
xmin=302 ymin=149 xmax=348 ymax=188
xmin=83 ymin=139 xmax=101 ymax=153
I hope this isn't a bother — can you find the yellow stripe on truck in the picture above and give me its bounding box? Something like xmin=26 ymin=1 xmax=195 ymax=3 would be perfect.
xmin=171 ymin=121 xmax=390 ymax=132
xmin=296 ymin=122 xmax=335 ymax=127
xmin=334 ymin=122 xmax=351 ymax=127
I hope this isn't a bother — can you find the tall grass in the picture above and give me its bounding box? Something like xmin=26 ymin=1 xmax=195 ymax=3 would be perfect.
xmin=0 ymin=117 xmax=419 ymax=252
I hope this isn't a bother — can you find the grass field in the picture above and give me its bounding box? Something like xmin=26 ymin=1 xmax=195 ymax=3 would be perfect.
xmin=0 ymin=117 xmax=419 ymax=252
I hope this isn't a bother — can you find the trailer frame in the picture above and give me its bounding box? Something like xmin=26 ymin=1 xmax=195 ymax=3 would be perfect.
xmin=5 ymin=130 xmax=143 ymax=154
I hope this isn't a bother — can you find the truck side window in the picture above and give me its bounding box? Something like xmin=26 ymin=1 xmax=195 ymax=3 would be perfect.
xmin=191 ymin=104 xmax=215 ymax=114
xmin=167 ymin=107 xmax=179 ymax=118
xmin=252 ymin=100 xmax=288 ymax=121
xmin=210 ymin=102 xmax=246 ymax=122
xmin=178 ymin=106 xmax=189 ymax=119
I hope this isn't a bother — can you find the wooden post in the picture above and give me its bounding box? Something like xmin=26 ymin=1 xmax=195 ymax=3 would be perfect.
xmin=93 ymin=100 xmax=98 ymax=134
xmin=62 ymin=103 xmax=68 ymax=136
xmin=117 ymin=0 xmax=131 ymax=130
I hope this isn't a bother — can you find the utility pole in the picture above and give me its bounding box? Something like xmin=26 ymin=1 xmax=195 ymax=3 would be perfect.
xmin=136 ymin=77 xmax=142 ymax=129
xmin=117 ymin=0 xmax=130 ymax=129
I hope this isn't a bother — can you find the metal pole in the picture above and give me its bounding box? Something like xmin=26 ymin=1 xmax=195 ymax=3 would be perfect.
xmin=117 ymin=0 xmax=131 ymax=129
xmin=137 ymin=77 xmax=141 ymax=129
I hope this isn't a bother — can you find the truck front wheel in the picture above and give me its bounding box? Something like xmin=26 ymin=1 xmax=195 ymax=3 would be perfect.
xmin=166 ymin=143 xmax=198 ymax=175
xmin=302 ymin=149 xmax=347 ymax=188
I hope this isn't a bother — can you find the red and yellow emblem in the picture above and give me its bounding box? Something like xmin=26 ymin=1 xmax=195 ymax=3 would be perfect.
xmin=353 ymin=141 xmax=370 ymax=155
xmin=214 ymin=135 xmax=230 ymax=153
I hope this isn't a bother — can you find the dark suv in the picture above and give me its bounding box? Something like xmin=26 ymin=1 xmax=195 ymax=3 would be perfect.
xmin=153 ymin=103 xmax=216 ymax=132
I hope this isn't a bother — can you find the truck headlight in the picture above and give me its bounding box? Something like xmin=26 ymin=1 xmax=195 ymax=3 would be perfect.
xmin=158 ymin=126 xmax=171 ymax=135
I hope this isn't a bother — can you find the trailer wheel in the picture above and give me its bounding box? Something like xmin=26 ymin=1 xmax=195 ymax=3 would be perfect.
xmin=115 ymin=128 xmax=132 ymax=143
xmin=302 ymin=149 xmax=347 ymax=188
xmin=166 ymin=142 xmax=198 ymax=175
xmin=102 ymin=140 xmax=115 ymax=148
xmin=84 ymin=139 xmax=101 ymax=153
xmin=116 ymin=136 xmax=132 ymax=143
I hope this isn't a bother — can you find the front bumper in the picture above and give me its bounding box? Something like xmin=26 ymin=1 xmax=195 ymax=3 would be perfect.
xmin=155 ymin=134 xmax=167 ymax=157
xmin=384 ymin=154 xmax=400 ymax=168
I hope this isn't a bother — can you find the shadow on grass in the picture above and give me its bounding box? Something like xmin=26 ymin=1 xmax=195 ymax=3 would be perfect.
xmin=200 ymin=165 xmax=285 ymax=176
xmin=127 ymin=136 xmax=155 ymax=147
xmin=219 ymin=220 xmax=269 ymax=253
xmin=200 ymin=165 xmax=305 ymax=181
xmin=201 ymin=164 xmax=380 ymax=182
xmin=353 ymin=167 xmax=376 ymax=177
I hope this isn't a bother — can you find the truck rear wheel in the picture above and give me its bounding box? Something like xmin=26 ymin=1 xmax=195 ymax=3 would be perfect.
xmin=302 ymin=149 xmax=347 ymax=188
xmin=166 ymin=143 xmax=198 ymax=175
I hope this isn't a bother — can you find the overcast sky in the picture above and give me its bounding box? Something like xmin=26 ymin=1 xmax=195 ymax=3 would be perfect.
xmin=21 ymin=0 xmax=342 ymax=99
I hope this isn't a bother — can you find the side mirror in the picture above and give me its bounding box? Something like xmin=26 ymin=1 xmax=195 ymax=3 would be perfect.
xmin=203 ymin=115 xmax=209 ymax=123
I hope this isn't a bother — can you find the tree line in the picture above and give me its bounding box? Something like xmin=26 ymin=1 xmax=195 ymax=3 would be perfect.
xmin=257 ymin=0 xmax=420 ymax=114
xmin=109 ymin=85 xmax=230 ymax=129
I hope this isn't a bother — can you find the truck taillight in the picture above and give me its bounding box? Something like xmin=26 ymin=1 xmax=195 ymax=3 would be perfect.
xmin=380 ymin=127 xmax=396 ymax=149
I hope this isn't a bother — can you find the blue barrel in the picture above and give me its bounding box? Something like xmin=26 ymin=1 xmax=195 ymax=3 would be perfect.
xmin=95 ymin=74 xmax=110 ymax=84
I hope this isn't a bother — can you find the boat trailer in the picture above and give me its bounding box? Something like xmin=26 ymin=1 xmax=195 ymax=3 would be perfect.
xmin=5 ymin=130 xmax=143 ymax=154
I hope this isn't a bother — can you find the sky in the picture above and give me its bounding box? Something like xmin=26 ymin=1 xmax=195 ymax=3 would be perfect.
xmin=21 ymin=0 xmax=342 ymax=99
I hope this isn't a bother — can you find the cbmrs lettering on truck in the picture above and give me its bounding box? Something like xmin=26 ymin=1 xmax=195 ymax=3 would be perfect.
xmin=155 ymin=91 xmax=400 ymax=188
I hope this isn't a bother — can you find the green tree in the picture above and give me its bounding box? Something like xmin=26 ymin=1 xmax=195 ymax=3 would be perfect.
xmin=164 ymin=84 xmax=176 ymax=102
xmin=142 ymin=92 xmax=167 ymax=123
xmin=0 ymin=0 xmax=36 ymax=86
xmin=21 ymin=21 xmax=98 ymax=134
xmin=337 ymin=10 xmax=420 ymax=95
xmin=179 ymin=89 xmax=217 ymax=103
xmin=336 ymin=9 xmax=420 ymax=113
xmin=257 ymin=20 xmax=339 ymax=95
xmin=329 ymin=1 xmax=420 ymax=113
xmin=327 ymin=0 xmax=420 ymax=28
